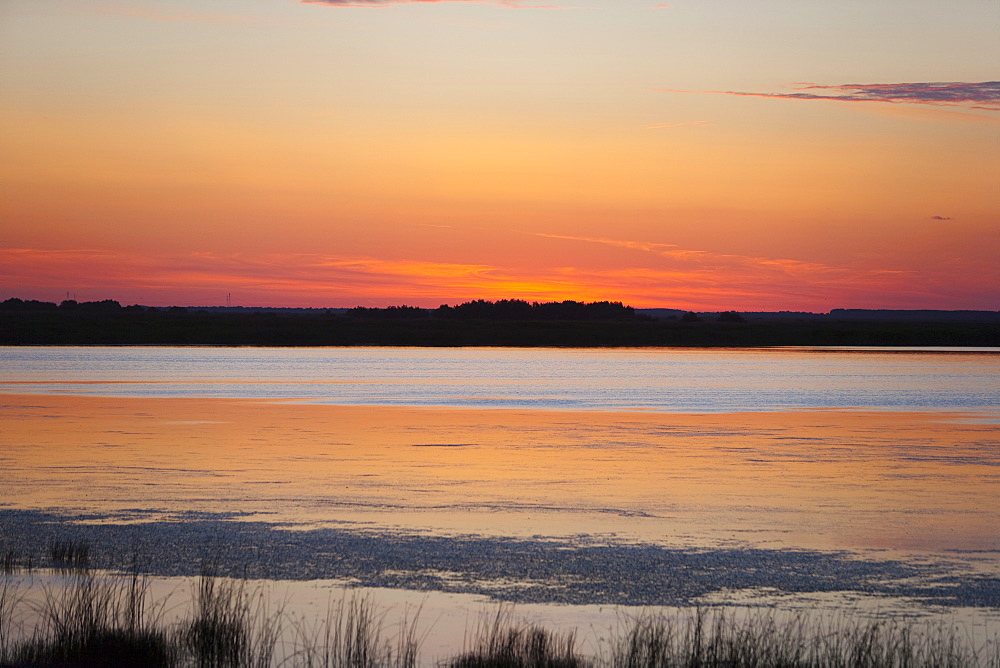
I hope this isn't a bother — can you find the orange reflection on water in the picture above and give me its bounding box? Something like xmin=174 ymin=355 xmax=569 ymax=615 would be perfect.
xmin=1 ymin=394 xmax=997 ymax=553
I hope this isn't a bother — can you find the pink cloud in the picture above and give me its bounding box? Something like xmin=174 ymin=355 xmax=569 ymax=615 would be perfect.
xmin=659 ymin=81 xmax=1000 ymax=112
xmin=529 ymin=233 xmax=1000 ymax=310
xmin=302 ymin=0 xmax=551 ymax=7
xmin=93 ymin=4 xmax=261 ymax=24
xmin=646 ymin=120 xmax=713 ymax=130
xmin=2 ymin=243 xmax=995 ymax=311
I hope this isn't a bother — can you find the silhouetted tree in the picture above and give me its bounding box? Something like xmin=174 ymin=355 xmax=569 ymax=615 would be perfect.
xmin=77 ymin=299 xmax=123 ymax=312
xmin=1 ymin=298 xmax=58 ymax=311
xmin=436 ymin=299 xmax=638 ymax=321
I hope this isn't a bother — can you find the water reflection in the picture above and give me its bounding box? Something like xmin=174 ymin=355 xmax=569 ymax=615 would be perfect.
xmin=2 ymin=394 xmax=997 ymax=553
xmin=2 ymin=346 xmax=998 ymax=412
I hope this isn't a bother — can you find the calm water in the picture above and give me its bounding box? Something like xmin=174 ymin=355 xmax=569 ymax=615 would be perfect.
xmin=2 ymin=346 xmax=998 ymax=413
xmin=3 ymin=344 xmax=1000 ymax=642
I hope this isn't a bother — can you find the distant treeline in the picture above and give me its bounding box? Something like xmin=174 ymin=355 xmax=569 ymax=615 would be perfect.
xmin=347 ymin=299 xmax=643 ymax=321
xmin=2 ymin=297 xmax=998 ymax=347
xmin=1 ymin=298 xmax=134 ymax=313
xmin=1 ymin=298 xmax=642 ymax=320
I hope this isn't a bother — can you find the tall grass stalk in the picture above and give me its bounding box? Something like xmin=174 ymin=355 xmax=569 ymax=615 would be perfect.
xmin=9 ymin=566 xmax=174 ymax=666
xmin=288 ymin=592 xmax=420 ymax=668
xmin=181 ymin=567 xmax=283 ymax=668
xmin=610 ymin=607 xmax=997 ymax=668
xmin=49 ymin=539 xmax=92 ymax=573
xmin=450 ymin=604 xmax=589 ymax=668
xmin=0 ymin=574 xmax=24 ymax=664
xmin=1 ymin=567 xmax=997 ymax=666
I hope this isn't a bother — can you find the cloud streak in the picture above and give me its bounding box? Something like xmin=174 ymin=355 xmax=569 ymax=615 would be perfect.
xmin=93 ymin=4 xmax=262 ymax=24
xmin=535 ymin=234 xmax=680 ymax=255
xmin=660 ymin=81 xmax=1000 ymax=111
xmin=0 ymin=249 xmax=590 ymax=307
xmin=302 ymin=0 xmax=548 ymax=7
xmin=2 ymin=243 xmax=995 ymax=311
xmin=535 ymin=233 xmax=869 ymax=279
xmin=647 ymin=120 xmax=713 ymax=130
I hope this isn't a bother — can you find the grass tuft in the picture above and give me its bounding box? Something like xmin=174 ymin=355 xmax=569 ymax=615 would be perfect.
xmin=289 ymin=592 xmax=420 ymax=668
xmin=609 ymin=607 xmax=995 ymax=667
xmin=6 ymin=565 xmax=173 ymax=667
xmin=1 ymin=566 xmax=997 ymax=667
xmin=180 ymin=564 xmax=282 ymax=668
xmin=49 ymin=539 xmax=91 ymax=572
xmin=450 ymin=606 xmax=589 ymax=668
xmin=3 ymin=550 xmax=34 ymax=575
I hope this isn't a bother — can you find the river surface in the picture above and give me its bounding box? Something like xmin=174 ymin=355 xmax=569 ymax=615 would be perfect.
xmin=2 ymin=345 xmax=998 ymax=412
xmin=2 ymin=346 xmax=999 ymax=633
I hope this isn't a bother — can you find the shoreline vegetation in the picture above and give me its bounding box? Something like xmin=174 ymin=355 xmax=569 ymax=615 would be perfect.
xmin=3 ymin=514 xmax=1000 ymax=665
xmin=2 ymin=555 xmax=996 ymax=667
xmin=2 ymin=298 xmax=998 ymax=347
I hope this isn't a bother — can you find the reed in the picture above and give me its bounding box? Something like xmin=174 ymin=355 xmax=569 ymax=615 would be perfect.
xmin=608 ymin=607 xmax=996 ymax=668
xmin=2 ymin=549 xmax=34 ymax=575
xmin=0 ymin=574 xmax=21 ymax=663
xmin=1 ymin=564 xmax=997 ymax=666
xmin=288 ymin=592 xmax=420 ymax=668
xmin=180 ymin=565 xmax=283 ymax=667
xmin=49 ymin=539 xmax=91 ymax=572
xmin=449 ymin=605 xmax=589 ymax=668
xmin=5 ymin=566 xmax=174 ymax=666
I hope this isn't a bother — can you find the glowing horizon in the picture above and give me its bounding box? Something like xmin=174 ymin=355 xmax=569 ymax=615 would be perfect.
xmin=1 ymin=1 xmax=997 ymax=311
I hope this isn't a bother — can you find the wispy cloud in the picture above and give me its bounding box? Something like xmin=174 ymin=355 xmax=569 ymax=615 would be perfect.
xmin=535 ymin=233 xmax=679 ymax=254
xmin=646 ymin=120 xmax=713 ymax=130
xmin=930 ymin=215 xmax=952 ymax=221
xmin=0 ymin=249 xmax=587 ymax=307
xmin=532 ymin=233 xmax=957 ymax=309
xmin=535 ymin=233 xmax=854 ymax=277
xmin=533 ymin=239 xmax=936 ymax=310
xmin=93 ymin=4 xmax=261 ymax=24
xmin=659 ymin=81 xmax=1000 ymax=112
xmin=3 ymin=243 xmax=995 ymax=311
xmin=302 ymin=0 xmax=551 ymax=7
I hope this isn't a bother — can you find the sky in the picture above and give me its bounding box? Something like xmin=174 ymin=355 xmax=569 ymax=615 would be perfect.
xmin=1 ymin=0 xmax=997 ymax=311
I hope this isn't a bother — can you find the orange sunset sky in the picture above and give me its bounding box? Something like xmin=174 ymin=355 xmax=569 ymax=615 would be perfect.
xmin=1 ymin=0 xmax=997 ymax=311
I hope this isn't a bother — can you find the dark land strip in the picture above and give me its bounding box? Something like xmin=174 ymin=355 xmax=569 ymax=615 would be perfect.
xmin=3 ymin=311 xmax=999 ymax=347
xmin=4 ymin=298 xmax=998 ymax=347
xmin=2 ymin=509 xmax=998 ymax=608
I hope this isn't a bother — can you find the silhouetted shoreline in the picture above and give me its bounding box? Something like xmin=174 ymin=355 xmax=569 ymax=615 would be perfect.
xmin=2 ymin=298 xmax=998 ymax=347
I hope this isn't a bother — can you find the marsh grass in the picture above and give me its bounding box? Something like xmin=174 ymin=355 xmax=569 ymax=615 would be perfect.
xmin=609 ymin=607 xmax=997 ymax=668
xmin=0 ymin=564 xmax=997 ymax=667
xmin=181 ymin=563 xmax=293 ymax=668
xmin=0 ymin=563 xmax=419 ymax=668
xmin=5 ymin=565 xmax=174 ymax=666
xmin=2 ymin=550 xmax=34 ymax=575
xmin=288 ymin=593 xmax=421 ymax=667
xmin=0 ymin=574 xmax=23 ymax=661
xmin=49 ymin=539 xmax=91 ymax=572
xmin=450 ymin=605 xmax=588 ymax=668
